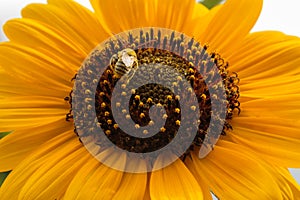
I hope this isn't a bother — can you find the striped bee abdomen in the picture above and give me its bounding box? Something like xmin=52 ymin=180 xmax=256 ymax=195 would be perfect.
xmin=115 ymin=60 xmax=129 ymax=75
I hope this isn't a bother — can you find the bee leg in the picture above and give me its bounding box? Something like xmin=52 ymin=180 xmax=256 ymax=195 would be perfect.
xmin=110 ymin=54 xmax=118 ymax=66
xmin=127 ymin=68 xmax=137 ymax=83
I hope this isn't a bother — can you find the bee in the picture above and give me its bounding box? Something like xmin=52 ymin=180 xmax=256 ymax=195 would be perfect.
xmin=110 ymin=48 xmax=139 ymax=83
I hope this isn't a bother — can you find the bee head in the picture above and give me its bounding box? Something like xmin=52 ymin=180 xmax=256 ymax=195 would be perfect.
xmin=122 ymin=48 xmax=137 ymax=57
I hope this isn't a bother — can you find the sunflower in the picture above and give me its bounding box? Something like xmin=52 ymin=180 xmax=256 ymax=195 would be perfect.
xmin=1 ymin=0 xmax=300 ymax=199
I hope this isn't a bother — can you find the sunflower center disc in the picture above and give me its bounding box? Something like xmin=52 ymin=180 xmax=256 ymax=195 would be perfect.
xmin=69 ymin=28 xmax=240 ymax=173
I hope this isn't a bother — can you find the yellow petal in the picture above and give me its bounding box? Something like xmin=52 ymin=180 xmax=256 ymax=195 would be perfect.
xmin=143 ymin=181 xmax=151 ymax=200
xmin=91 ymin=0 xmax=151 ymax=33
xmin=232 ymin=116 xmax=300 ymax=139
xmin=276 ymin=168 xmax=300 ymax=199
xmin=0 ymin=70 xmax=68 ymax=98
xmin=192 ymin=5 xmax=221 ymax=39
xmin=22 ymin=0 xmax=109 ymax=52
xmin=185 ymin=156 xmax=213 ymax=200
xmin=240 ymin=94 xmax=300 ymax=119
xmin=229 ymin=31 xmax=300 ymax=79
xmin=90 ymin=0 xmax=200 ymax=34
xmin=150 ymin=154 xmax=203 ymax=200
xmin=240 ymin=75 xmax=300 ymax=98
xmin=0 ymin=42 xmax=76 ymax=87
xmin=0 ymin=131 xmax=77 ymax=199
xmin=3 ymin=18 xmax=86 ymax=66
xmin=199 ymin=0 xmax=263 ymax=57
xmin=0 ymin=96 xmax=69 ymax=130
xmin=229 ymin=117 xmax=300 ymax=167
xmin=214 ymin=141 xmax=300 ymax=199
xmin=192 ymin=2 xmax=209 ymax=19
xmin=0 ymin=96 xmax=66 ymax=110
xmin=113 ymin=158 xmax=147 ymax=200
xmin=191 ymin=140 xmax=282 ymax=199
xmin=63 ymin=157 xmax=100 ymax=200
xmin=65 ymin=149 xmax=126 ymax=200
xmin=18 ymin=146 xmax=89 ymax=200
xmin=75 ymin=165 xmax=124 ymax=200
xmin=0 ymin=97 xmax=67 ymax=125
xmin=269 ymin=167 xmax=300 ymax=199
xmin=0 ymin=120 xmax=73 ymax=171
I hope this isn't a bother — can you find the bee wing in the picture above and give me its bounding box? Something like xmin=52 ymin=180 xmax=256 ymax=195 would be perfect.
xmin=127 ymin=67 xmax=136 ymax=77
xmin=122 ymin=53 xmax=135 ymax=67
xmin=122 ymin=66 xmax=137 ymax=84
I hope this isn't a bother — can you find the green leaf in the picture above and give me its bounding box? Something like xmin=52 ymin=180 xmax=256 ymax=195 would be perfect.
xmin=0 ymin=171 xmax=11 ymax=187
xmin=199 ymin=0 xmax=223 ymax=9
xmin=0 ymin=131 xmax=12 ymax=139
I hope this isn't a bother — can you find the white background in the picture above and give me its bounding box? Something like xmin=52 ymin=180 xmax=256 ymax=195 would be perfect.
xmin=0 ymin=0 xmax=299 ymax=193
